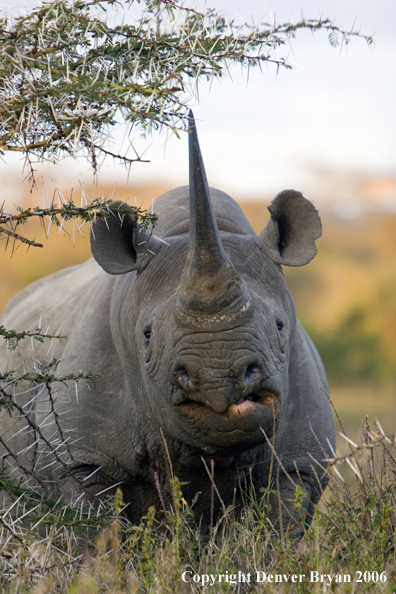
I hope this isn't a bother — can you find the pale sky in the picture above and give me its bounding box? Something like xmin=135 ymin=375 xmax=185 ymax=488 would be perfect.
xmin=143 ymin=0 xmax=395 ymax=200
xmin=1 ymin=0 xmax=395 ymax=203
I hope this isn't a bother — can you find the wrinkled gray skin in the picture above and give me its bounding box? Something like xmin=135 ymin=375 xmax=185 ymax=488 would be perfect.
xmin=0 ymin=115 xmax=335 ymax=536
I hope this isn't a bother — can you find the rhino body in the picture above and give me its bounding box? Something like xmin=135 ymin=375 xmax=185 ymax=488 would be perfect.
xmin=0 ymin=116 xmax=335 ymax=533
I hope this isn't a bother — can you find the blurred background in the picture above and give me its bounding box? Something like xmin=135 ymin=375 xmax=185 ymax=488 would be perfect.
xmin=1 ymin=0 xmax=396 ymax=446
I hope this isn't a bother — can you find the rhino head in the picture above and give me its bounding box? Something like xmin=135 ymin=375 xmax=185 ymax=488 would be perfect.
xmin=90 ymin=112 xmax=322 ymax=459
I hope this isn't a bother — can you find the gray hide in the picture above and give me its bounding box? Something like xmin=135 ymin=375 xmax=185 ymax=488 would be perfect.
xmin=0 ymin=113 xmax=335 ymax=535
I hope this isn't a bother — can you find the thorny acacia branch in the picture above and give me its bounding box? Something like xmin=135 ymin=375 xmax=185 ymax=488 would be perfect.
xmin=1 ymin=358 xmax=96 ymax=415
xmin=0 ymin=324 xmax=67 ymax=351
xmin=0 ymin=0 xmax=372 ymax=248
xmin=0 ymin=191 xmax=158 ymax=250
xmin=0 ymin=367 xmax=97 ymax=391
xmin=0 ymin=359 xmax=98 ymax=492
xmin=0 ymin=0 xmax=373 ymax=175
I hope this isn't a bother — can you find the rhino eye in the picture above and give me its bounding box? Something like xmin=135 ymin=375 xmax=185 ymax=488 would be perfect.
xmin=143 ymin=325 xmax=152 ymax=345
xmin=276 ymin=319 xmax=284 ymax=332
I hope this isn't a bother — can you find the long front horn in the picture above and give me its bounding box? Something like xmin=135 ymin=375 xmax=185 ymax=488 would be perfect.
xmin=179 ymin=112 xmax=246 ymax=313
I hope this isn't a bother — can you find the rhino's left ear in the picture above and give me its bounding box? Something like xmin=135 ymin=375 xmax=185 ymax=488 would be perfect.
xmin=90 ymin=203 xmax=161 ymax=275
xmin=255 ymin=190 xmax=322 ymax=267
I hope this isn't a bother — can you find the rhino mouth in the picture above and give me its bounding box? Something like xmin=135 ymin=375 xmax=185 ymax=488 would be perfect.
xmin=175 ymin=388 xmax=280 ymax=434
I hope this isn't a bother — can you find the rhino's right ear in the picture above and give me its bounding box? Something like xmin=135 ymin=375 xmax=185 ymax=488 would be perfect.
xmin=255 ymin=190 xmax=322 ymax=267
xmin=90 ymin=203 xmax=161 ymax=275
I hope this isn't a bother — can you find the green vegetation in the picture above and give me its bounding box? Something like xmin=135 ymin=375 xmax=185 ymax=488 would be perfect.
xmin=283 ymin=213 xmax=396 ymax=387
xmin=308 ymin=307 xmax=392 ymax=384
xmin=0 ymin=418 xmax=395 ymax=593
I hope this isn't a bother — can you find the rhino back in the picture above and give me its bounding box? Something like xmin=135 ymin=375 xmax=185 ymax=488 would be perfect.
xmin=154 ymin=186 xmax=255 ymax=238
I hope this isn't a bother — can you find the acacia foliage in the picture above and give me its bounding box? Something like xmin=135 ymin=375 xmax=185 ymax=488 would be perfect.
xmin=0 ymin=0 xmax=372 ymax=174
xmin=0 ymin=0 xmax=372 ymax=250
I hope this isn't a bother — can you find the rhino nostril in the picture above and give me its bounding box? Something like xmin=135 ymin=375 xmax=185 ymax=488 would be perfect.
xmin=175 ymin=367 xmax=193 ymax=391
xmin=243 ymin=364 xmax=262 ymax=388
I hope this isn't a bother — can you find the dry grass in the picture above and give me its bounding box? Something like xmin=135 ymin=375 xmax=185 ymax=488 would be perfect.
xmin=0 ymin=417 xmax=395 ymax=593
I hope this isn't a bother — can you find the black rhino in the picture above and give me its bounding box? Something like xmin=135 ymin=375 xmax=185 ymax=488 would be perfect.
xmin=0 ymin=113 xmax=335 ymax=534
